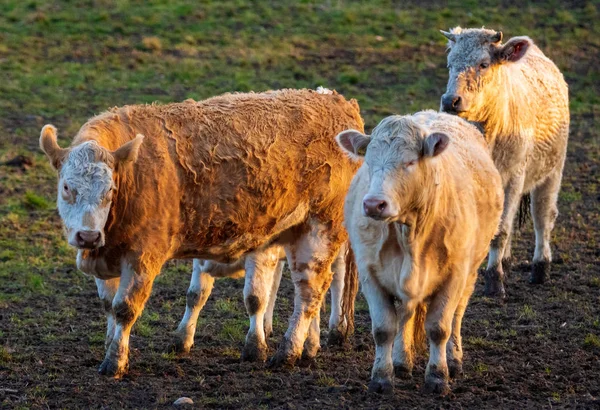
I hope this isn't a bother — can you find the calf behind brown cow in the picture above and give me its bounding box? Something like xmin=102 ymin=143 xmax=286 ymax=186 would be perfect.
xmin=40 ymin=89 xmax=363 ymax=377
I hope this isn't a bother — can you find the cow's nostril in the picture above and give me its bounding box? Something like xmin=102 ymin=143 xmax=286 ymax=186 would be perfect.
xmin=376 ymin=201 xmax=387 ymax=212
xmin=452 ymin=96 xmax=462 ymax=109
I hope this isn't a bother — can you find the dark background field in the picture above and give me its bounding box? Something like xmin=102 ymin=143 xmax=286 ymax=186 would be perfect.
xmin=1 ymin=1 xmax=599 ymax=408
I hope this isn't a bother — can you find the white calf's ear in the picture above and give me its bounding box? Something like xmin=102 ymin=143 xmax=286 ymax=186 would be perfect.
xmin=423 ymin=132 xmax=449 ymax=158
xmin=336 ymin=129 xmax=371 ymax=160
xmin=113 ymin=134 xmax=145 ymax=165
xmin=40 ymin=124 xmax=69 ymax=170
xmin=499 ymin=36 xmax=531 ymax=62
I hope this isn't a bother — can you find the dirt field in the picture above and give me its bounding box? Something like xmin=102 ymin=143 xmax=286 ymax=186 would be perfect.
xmin=1 ymin=1 xmax=599 ymax=408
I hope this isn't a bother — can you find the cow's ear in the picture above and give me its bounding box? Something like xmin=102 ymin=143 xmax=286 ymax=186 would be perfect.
xmin=498 ymin=36 xmax=531 ymax=63
xmin=423 ymin=132 xmax=449 ymax=158
xmin=336 ymin=129 xmax=371 ymax=160
xmin=40 ymin=124 xmax=69 ymax=170
xmin=113 ymin=134 xmax=144 ymax=165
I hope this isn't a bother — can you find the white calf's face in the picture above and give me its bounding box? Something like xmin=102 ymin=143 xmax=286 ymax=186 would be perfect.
xmin=337 ymin=116 xmax=449 ymax=222
xmin=58 ymin=142 xmax=115 ymax=249
xmin=39 ymin=124 xmax=145 ymax=250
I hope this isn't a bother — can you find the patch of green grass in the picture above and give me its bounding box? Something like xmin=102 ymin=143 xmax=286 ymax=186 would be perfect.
xmin=215 ymin=298 xmax=238 ymax=314
xmin=219 ymin=319 xmax=245 ymax=342
xmin=583 ymin=333 xmax=600 ymax=348
xmin=23 ymin=191 xmax=51 ymax=210
xmin=589 ymin=277 xmax=600 ymax=288
xmin=559 ymin=190 xmax=583 ymax=203
xmin=466 ymin=336 xmax=497 ymax=349
xmin=0 ymin=346 xmax=12 ymax=364
xmin=316 ymin=372 xmax=336 ymax=387
xmin=518 ymin=305 xmax=537 ymax=322
xmin=472 ymin=361 xmax=489 ymax=374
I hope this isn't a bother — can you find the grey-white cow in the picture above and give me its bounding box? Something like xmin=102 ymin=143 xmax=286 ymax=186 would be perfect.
xmin=440 ymin=27 xmax=569 ymax=298
xmin=337 ymin=111 xmax=503 ymax=394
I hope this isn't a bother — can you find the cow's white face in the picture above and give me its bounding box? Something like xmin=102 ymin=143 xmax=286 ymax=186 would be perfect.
xmin=440 ymin=26 xmax=532 ymax=119
xmin=39 ymin=124 xmax=144 ymax=250
xmin=58 ymin=142 xmax=115 ymax=249
xmin=336 ymin=116 xmax=449 ymax=223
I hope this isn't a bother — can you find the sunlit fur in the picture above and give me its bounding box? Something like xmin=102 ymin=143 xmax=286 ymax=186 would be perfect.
xmin=339 ymin=111 xmax=504 ymax=394
xmin=443 ymin=27 xmax=569 ymax=293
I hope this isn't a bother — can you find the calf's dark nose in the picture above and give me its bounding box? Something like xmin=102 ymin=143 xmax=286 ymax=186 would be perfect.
xmin=363 ymin=198 xmax=388 ymax=218
xmin=441 ymin=94 xmax=463 ymax=113
xmin=76 ymin=230 xmax=101 ymax=248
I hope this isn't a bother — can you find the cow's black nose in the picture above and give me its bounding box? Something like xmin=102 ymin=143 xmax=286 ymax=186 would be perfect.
xmin=76 ymin=230 xmax=101 ymax=248
xmin=441 ymin=94 xmax=464 ymax=113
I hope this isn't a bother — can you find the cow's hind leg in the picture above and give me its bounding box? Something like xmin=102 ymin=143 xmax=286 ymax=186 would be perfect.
xmin=529 ymin=169 xmax=562 ymax=284
xmin=302 ymin=307 xmax=321 ymax=364
xmin=485 ymin=174 xmax=524 ymax=298
xmin=173 ymin=260 xmax=215 ymax=353
xmin=242 ymin=249 xmax=280 ymax=362
xmin=95 ymin=277 xmax=120 ymax=349
xmin=327 ymin=244 xmax=347 ymax=346
xmin=264 ymin=261 xmax=284 ymax=339
xmin=98 ymin=258 xmax=160 ymax=378
xmin=269 ymin=221 xmax=340 ymax=368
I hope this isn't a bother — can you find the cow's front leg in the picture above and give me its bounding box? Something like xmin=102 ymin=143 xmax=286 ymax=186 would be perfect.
xmin=95 ymin=277 xmax=120 ymax=349
xmin=362 ymin=274 xmax=397 ymax=394
xmin=327 ymin=244 xmax=347 ymax=346
xmin=270 ymin=223 xmax=338 ymax=367
xmin=423 ymin=275 xmax=463 ymax=395
xmin=447 ymin=270 xmax=477 ymax=379
xmin=98 ymin=259 xmax=158 ymax=378
xmin=242 ymin=250 xmax=280 ymax=362
xmin=485 ymin=173 xmax=525 ymax=298
xmin=173 ymin=260 xmax=215 ymax=353
xmin=392 ymin=300 xmax=419 ymax=379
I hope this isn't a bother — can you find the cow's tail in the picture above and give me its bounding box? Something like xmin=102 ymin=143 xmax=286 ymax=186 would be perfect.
xmin=341 ymin=245 xmax=359 ymax=339
xmin=413 ymin=302 xmax=428 ymax=355
xmin=517 ymin=193 xmax=531 ymax=230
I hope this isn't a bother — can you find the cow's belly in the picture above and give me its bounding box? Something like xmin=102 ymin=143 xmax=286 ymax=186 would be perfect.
xmin=176 ymin=202 xmax=309 ymax=263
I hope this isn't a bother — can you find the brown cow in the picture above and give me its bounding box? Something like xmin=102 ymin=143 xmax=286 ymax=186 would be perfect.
xmin=40 ymin=89 xmax=363 ymax=377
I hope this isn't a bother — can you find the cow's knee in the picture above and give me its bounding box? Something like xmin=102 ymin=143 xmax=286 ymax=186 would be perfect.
xmin=113 ymin=300 xmax=136 ymax=325
xmin=427 ymin=323 xmax=449 ymax=346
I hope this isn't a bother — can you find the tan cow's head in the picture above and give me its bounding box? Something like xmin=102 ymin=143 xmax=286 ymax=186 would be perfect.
xmin=440 ymin=26 xmax=532 ymax=117
xmin=337 ymin=116 xmax=448 ymax=222
xmin=40 ymin=125 xmax=144 ymax=249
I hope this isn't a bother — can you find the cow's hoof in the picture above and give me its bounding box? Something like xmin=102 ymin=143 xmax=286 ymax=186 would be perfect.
xmin=368 ymin=379 xmax=393 ymax=394
xmin=393 ymin=363 xmax=413 ymax=379
xmin=98 ymin=358 xmax=128 ymax=378
xmin=298 ymin=353 xmax=317 ymax=368
xmin=501 ymin=257 xmax=513 ymax=275
xmin=448 ymin=359 xmax=463 ymax=379
xmin=529 ymin=260 xmax=550 ymax=285
xmin=241 ymin=340 xmax=267 ymax=363
xmin=483 ymin=269 xmax=506 ymax=299
xmin=264 ymin=327 xmax=273 ymax=339
xmin=326 ymin=328 xmax=346 ymax=347
xmin=171 ymin=335 xmax=193 ymax=354
xmin=268 ymin=338 xmax=299 ymax=368
xmin=424 ymin=375 xmax=450 ymax=395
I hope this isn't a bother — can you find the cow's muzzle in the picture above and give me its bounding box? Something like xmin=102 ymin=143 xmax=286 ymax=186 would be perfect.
xmin=72 ymin=230 xmax=102 ymax=249
xmin=363 ymin=195 xmax=396 ymax=220
xmin=441 ymin=93 xmax=467 ymax=114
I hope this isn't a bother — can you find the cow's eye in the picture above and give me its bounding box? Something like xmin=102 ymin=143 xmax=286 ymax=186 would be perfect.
xmin=63 ymin=184 xmax=69 ymax=192
xmin=404 ymin=160 xmax=416 ymax=168
xmin=479 ymin=62 xmax=490 ymax=70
